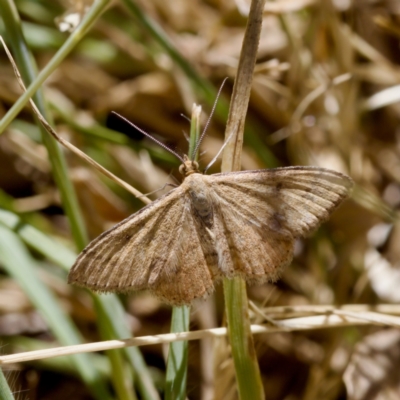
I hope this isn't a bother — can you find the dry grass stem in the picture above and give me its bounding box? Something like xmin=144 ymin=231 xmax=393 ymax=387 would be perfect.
xmin=4 ymin=308 xmax=400 ymax=365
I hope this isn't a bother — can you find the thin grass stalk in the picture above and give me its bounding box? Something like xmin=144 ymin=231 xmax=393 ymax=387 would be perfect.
xmin=5 ymin=336 xmax=110 ymax=377
xmin=0 ymin=0 xmax=110 ymax=136
xmin=2 ymin=312 xmax=398 ymax=365
xmin=0 ymin=209 xmax=77 ymax=269
xmin=165 ymin=104 xmax=202 ymax=399
xmin=0 ymin=369 xmax=14 ymax=400
xmin=221 ymin=0 xmax=266 ymax=398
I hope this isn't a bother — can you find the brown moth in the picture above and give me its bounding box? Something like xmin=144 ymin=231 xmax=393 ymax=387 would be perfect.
xmin=0 ymin=37 xmax=352 ymax=305
xmin=69 ymin=156 xmax=353 ymax=305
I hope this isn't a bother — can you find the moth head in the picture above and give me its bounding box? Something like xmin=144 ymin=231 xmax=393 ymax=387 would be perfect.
xmin=179 ymin=155 xmax=200 ymax=176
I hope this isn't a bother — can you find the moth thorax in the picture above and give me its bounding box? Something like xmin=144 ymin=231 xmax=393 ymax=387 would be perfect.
xmin=192 ymin=192 xmax=211 ymax=217
xmin=179 ymin=157 xmax=200 ymax=176
xmin=187 ymin=175 xmax=212 ymax=218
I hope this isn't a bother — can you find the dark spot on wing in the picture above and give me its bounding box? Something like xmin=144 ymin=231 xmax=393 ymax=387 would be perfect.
xmin=270 ymin=212 xmax=284 ymax=230
xmin=268 ymin=212 xmax=291 ymax=239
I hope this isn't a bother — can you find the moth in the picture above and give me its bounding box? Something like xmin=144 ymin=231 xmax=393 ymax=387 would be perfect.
xmin=69 ymin=154 xmax=353 ymax=305
xmin=0 ymin=37 xmax=353 ymax=305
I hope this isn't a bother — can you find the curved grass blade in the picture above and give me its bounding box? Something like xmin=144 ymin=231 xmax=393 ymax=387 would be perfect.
xmin=0 ymin=209 xmax=76 ymax=269
xmin=0 ymin=224 xmax=113 ymax=400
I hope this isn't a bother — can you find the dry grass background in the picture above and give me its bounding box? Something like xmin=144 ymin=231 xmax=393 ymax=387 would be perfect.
xmin=1 ymin=0 xmax=400 ymax=399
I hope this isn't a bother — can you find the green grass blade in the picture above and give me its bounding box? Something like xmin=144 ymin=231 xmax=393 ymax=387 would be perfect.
xmin=94 ymin=299 xmax=137 ymax=400
xmin=224 ymin=278 xmax=265 ymax=399
xmin=0 ymin=369 xmax=14 ymax=400
xmin=0 ymin=209 xmax=76 ymax=269
xmin=0 ymin=224 xmax=113 ymax=400
xmin=165 ymin=306 xmax=190 ymax=400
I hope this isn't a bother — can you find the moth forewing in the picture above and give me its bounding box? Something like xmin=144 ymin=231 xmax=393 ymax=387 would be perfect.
xmin=69 ymin=165 xmax=353 ymax=306
xmin=68 ymin=187 xmax=184 ymax=289
xmin=209 ymin=166 xmax=353 ymax=237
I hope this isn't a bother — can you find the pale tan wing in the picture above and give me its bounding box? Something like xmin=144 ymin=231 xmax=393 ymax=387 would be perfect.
xmin=208 ymin=166 xmax=353 ymax=237
xmin=206 ymin=167 xmax=352 ymax=282
xmin=68 ymin=186 xmax=215 ymax=305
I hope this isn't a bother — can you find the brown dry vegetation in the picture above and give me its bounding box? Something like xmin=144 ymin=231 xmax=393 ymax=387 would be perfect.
xmin=1 ymin=0 xmax=400 ymax=399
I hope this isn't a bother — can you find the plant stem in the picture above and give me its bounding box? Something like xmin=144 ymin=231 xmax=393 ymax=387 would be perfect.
xmin=221 ymin=0 xmax=266 ymax=398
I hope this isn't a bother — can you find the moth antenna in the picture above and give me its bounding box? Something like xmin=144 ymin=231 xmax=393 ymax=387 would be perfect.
xmin=192 ymin=77 xmax=229 ymax=160
xmin=182 ymin=130 xmax=190 ymax=143
xmin=204 ymin=128 xmax=236 ymax=174
xmin=136 ymin=183 xmax=178 ymax=198
xmin=0 ymin=36 xmax=151 ymax=204
xmin=112 ymin=111 xmax=185 ymax=163
xmin=180 ymin=113 xmax=191 ymax=123
xmin=169 ymin=172 xmax=181 ymax=185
